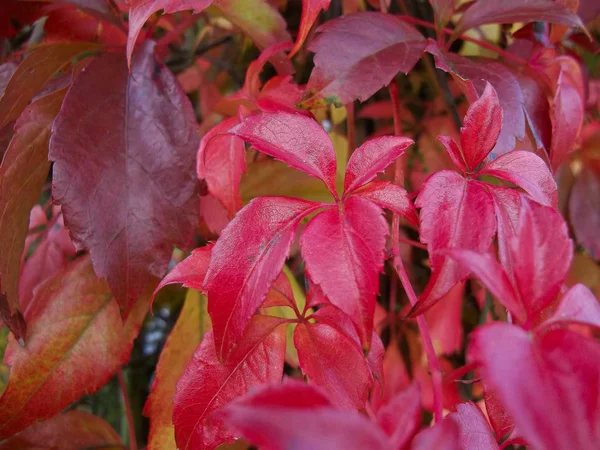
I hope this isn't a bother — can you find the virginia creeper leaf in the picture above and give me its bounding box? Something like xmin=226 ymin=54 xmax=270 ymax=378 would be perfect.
xmin=457 ymin=0 xmax=585 ymax=34
xmin=0 ymin=89 xmax=65 ymax=321
xmin=539 ymin=283 xmax=600 ymax=331
xmin=0 ymin=257 xmax=148 ymax=439
xmin=569 ymin=167 xmax=599 ymax=259
xmin=204 ymin=196 xmax=321 ymax=360
xmin=448 ymin=402 xmax=499 ymax=450
xmin=0 ymin=410 xmax=123 ymax=450
xmin=411 ymin=419 xmax=460 ymax=450
xmin=0 ymin=0 xmax=44 ymax=39
xmin=307 ymin=12 xmax=426 ymax=104
xmin=290 ymin=0 xmax=331 ymax=57
xmin=172 ymin=315 xmax=286 ymax=450
xmin=144 ymin=289 xmax=211 ymax=450
xmin=352 ymin=182 xmax=418 ymax=227
xmin=301 ymin=196 xmax=388 ymax=350
xmin=294 ymin=320 xmax=372 ymax=410
xmin=229 ymin=111 xmax=338 ymax=196
xmin=429 ymin=0 xmax=457 ymax=28
xmin=484 ymin=387 xmax=516 ymax=442
xmin=219 ymin=382 xmax=390 ymax=450
xmin=0 ymin=42 xmax=100 ymax=131
xmin=376 ymin=383 xmax=421 ymax=450
xmin=49 ymin=41 xmax=200 ymax=313
xmin=127 ymin=0 xmax=213 ymax=67
xmin=469 ymin=324 xmax=600 ymax=450
xmin=343 ymin=136 xmax=413 ymax=193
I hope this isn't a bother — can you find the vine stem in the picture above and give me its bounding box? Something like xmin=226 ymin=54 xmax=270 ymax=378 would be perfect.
xmin=388 ymin=81 xmax=444 ymax=424
xmin=396 ymin=15 xmax=529 ymax=67
xmin=118 ymin=369 xmax=138 ymax=450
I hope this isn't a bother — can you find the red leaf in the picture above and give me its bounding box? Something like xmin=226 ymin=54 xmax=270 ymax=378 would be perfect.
xmin=424 ymin=281 xmax=465 ymax=355
xmin=294 ymin=320 xmax=372 ymax=410
xmin=0 ymin=410 xmax=123 ymax=450
xmin=307 ymin=12 xmax=426 ymax=104
xmin=127 ymin=0 xmax=213 ymax=66
xmin=229 ymin=111 xmax=338 ymax=196
xmin=484 ymin=387 xmax=516 ymax=442
xmin=219 ymin=382 xmax=390 ymax=450
xmin=469 ymin=324 xmax=600 ymax=449
xmin=290 ymin=0 xmax=331 ymax=57
xmin=569 ymin=167 xmax=599 ymax=259
xmin=0 ymin=89 xmax=66 ymax=316
xmin=0 ymin=0 xmax=44 ymax=39
xmin=448 ymin=402 xmax=499 ymax=450
xmin=376 ymin=383 xmax=421 ymax=450
xmin=478 ymin=150 xmax=558 ymax=207
xmin=0 ymin=257 xmax=148 ymax=439
xmin=300 ymin=196 xmax=388 ymax=349
xmin=459 ymin=82 xmax=503 ymax=172
xmin=197 ymin=117 xmax=246 ymax=217
xmin=49 ymin=42 xmax=200 ymax=313
xmin=412 ymin=419 xmax=460 ymax=450
xmin=352 ymin=182 xmax=418 ymax=227
xmin=204 ymin=196 xmax=321 ymax=360
xmin=172 ymin=315 xmax=286 ymax=450
xmin=457 ymin=0 xmax=585 ymax=34
xmin=415 ymin=171 xmax=496 ymax=313
xmin=429 ymin=0 xmax=457 ymax=27
xmin=343 ymin=136 xmax=413 ymax=193
xmin=540 ymin=283 xmax=600 ymax=331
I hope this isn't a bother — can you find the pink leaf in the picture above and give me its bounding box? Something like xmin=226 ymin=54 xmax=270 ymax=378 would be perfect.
xmin=569 ymin=167 xmax=599 ymax=259
xmin=376 ymin=383 xmax=421 ymax=450
xmin=460 ymin=82 xmax=503 ymax=172
xmin=290 ymin=0 xmax=331 ymax=57
xmin=448 ymin=402 xmax=499 ymax=450
xmin=438 ymin=136 xmax=467 ymax=173
xmin=351 ymin=182 xmax=418 ymax=227
xmin=469 ymin=323 xmax=600 ymax=450
xmin=343 ymin=136 xmax=413 ymax=194
xmin=219 ymin=382 xmax=390 ymax=450
xmin=204 ymin=196 xmax=322 ymax=360
xmin=540 ymin=283 xmax=600 ymax=330
xmin=49 ymin=41 xmax=200 ymax=313
xmin=457 ymin=0 xmax=585 ymax=34
xmin=173 ymin=315 xmax=286 ymax=450
xmin=415 ymin=171 xmax=496 ymax=313
xmin=412 ymin=419 xmax=460 ymax=450
xmin=197 ymin=117 xmax=246 ymax=216
xmin=300 ymin=196 xmax=388 ymax=349
xmin=294 ymin=320 xmax=372 ymax=410
xmin=307 ymin=12 xmax=426 ymax=104
xmin=127 ymin=0 xmax=213 ymax=67
xmin=478 ymin=150 xmax=558 ymax=207
xmin=229 ymin=111 xmax=338 ymax=196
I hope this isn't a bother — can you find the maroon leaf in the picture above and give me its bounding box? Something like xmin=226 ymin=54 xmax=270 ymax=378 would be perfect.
xmin=300 ymin=196 xmax=388 ymax=349
xmin=429 ymin=0 xmax=457 ymax=28
xmin=351 ymin=182 xmax=418 ymax=227
xmin=307 ymin=12 xmax=426 ymax=104
xmin=49 ymin=42 xmax=200 ymax=313
xmin=376 ymin=383 xmax=421 ymax=450
xmin=294 ymin=320 xmax=372 ymax=410
xmin=219 ymin=382 xmax=390 ymax=450
xmin=448 ymin=402 xmax=499 ymax=449
xmin=569 ymin=168 xmax=599 ymax=259
xmin=415 ymin=171 xmax=496 ymax=313
xmin=457 ymin=0 xmax=585 ymax=34
xmin=469 ymin=324 xmax=600 ymax=450
xmin=204 ymin=196 xmax=321 ymax=360
xmin=343 ymin=136 xmax=413 ymax=193
xmin=229 ymin=111 xmax=338 ymax=197
xmin=173 ymin=315 xmax=286 ymax=450
xmin=127 ymin=0 xmax=213 ymax=66
xmin=540 ymin=283 xmax=600 ymax=330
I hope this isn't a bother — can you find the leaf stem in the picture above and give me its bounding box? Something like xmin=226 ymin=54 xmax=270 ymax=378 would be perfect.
xmin=389 ymin=81 xmax=444 ymax=424
xmin=118 ymin=368 xmax=138 ymax=450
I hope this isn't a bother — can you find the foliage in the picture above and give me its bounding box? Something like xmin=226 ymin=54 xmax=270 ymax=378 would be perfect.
xmin=0 ymin=0 xmax=599 ymax=449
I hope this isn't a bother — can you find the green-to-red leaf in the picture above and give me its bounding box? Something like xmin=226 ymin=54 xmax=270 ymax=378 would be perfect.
xmin=307 ymin=12 xmax=426 ymax=104
xmin=0 ymin=410 xmax=123 ymax=450
xmin=0 ymin=89 xmax=65 ymax=325
xmin=204 ymin=196 xmax=321 ymax=361
xmin=144 ymin=289 xmax=211 ymax=450
xmin=0 ymin=256 xmax=148 ymax=439
xmin=49 ymin=41 xmax=200 ymax=313
xmin=0 ymin=42 xmax=100 ymax=131
xmin=300 ymin=196 xmax=388 ymax=350
xmin=173 ymin=315 xmax=286 ymax=450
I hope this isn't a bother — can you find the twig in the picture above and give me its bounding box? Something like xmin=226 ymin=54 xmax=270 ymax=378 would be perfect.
xmin=118 ymin=369 xmax=138 ymax=450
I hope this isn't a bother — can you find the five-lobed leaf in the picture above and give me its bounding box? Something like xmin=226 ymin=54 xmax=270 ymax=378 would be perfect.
xmin=50 ymin=41 xmax=200 ymax=314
